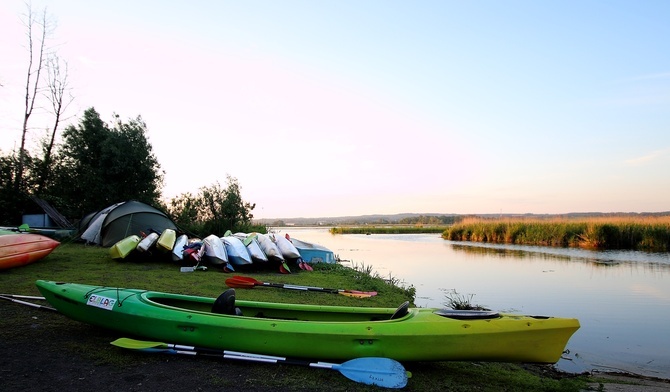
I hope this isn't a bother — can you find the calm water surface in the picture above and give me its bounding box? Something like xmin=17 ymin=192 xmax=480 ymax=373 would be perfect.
xmin=277 ymin=227 xmax=670 ymax=379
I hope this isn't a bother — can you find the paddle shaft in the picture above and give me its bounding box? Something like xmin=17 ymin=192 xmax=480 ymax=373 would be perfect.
xmin=0 ymin=294 xmax=46 ymax=300
xmin=0 ymin=295 xmax=57 ymax=311
xmin=277 ymin=284 xmax=375 ymax=298
xmin=168 ymin=344 xmax=348 ymax=369
xmin=226 ymin=276 xmax=377 ymax=296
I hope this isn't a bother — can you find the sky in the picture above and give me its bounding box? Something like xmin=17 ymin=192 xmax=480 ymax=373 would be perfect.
xmin=1 ymin=1 xmax=669 ymax=219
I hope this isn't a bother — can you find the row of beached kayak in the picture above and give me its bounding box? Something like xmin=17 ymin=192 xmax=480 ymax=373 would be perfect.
xmin=109 ymin=230 xmax=335 ymax=273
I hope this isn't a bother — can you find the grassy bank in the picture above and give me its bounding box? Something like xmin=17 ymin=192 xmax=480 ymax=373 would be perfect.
xmin=0 ymin=242 xmax=591 ymax=391
xmin=443 ymin=216 xmax=670 ymax=251
xmin=331 ymin=225 xmax=449 ymax=235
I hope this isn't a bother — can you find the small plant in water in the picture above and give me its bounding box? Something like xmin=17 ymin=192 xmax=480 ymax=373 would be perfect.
xmin=444 ymin=289 xmax=490 ymax=311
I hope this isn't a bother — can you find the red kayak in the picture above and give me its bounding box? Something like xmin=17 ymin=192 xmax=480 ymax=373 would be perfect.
xmin=0 ymin=234 xmax=60 ymax=270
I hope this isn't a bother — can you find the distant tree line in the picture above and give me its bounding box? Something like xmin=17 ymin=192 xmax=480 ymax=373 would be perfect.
xmin=269 ymin=214 xmax=460 ymax=227
xmin=397 ymin=215 xmax=459 ymax=225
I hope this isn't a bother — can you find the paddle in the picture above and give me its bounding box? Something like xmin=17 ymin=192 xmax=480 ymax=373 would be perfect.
xmin=0 ymin=294 xmax=57 ymax=311
xmin=0 ymin=294 xmax=46 ymax=300
xmin=111 ymin=338 xmax=408 ymax=389
xmin=225 ymin=276 xmax=377 ymax=297
xmin=296 ymin=257 xmax=314 ymax=272
xmin=283 ymin=234 xmax=314 ymax=271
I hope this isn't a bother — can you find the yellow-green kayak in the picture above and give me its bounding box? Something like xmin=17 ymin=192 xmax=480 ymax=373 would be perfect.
xmin=35 ymin=280 xmax=579 ymax=363
xmin=109 ymin=235 xmax=141 ymax=260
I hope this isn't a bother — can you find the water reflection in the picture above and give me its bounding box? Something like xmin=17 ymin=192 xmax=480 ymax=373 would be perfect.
xmin=450 ymin=243 xmax=574 ymax=260
xmin=275 ymin=228 xmax=670 ymax=379
xmin=447 ymin=240 xmax=670 ymax=266
xmin=449 ymin=242 xmax=670 ymax=275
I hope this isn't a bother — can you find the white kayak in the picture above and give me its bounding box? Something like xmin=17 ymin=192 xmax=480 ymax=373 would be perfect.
xmin=203 ymin=234 xmax=232 ymax=271
xmin=254 ymin=233 xmax=284 ymax=262
xmin=233 ymin=233 xmax=268 ymax=263
xmin=270 ymin=233 xmax=301 ymax=259
xmin=171 ymin=234 xmax=189 ymax=262
xmin=136 ymin=232 xmax=159 ymax=252
xmin=221 ymin=236 xmax=252 ymax=266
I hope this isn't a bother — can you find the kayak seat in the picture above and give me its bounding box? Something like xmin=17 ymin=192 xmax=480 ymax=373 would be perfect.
xmin=390 ymin=301 xmax=410 ymax=320
xmin=212 ymin=289 xmax=243 ymax=316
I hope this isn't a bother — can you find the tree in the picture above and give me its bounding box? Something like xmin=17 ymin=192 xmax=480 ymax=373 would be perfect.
xmin=168 ymin=176 xmax=258 ymax=237
xmin=2 ymin=4 xmax=71 ymax=225
xmin=167 ymin=191 xmax=203 ymax=235
xmin=16 ymin=4 xmax=52 ymax=193
xmin=53 ymin=108 xmax=164 ymax=218
xmin=0 ymin=153 xmax=34 ymax=225
xmin=36 ymin=54 xmax=73 ymax=194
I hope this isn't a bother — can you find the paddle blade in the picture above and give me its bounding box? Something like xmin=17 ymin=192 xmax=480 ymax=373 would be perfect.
xmin=336 ymin=357 xmax=408 ymax=389
xmin=338 ymin=292 xmax=374 ymax=298
xmin=111 ymin=338 xmax=167 ymax=350
xmin=279 ymin=263 xmax=291 ymax=274
xmin=232 ymin=275 xmax=261 ymax=284
xmin=225 ymin=278 xmax=257 ymax=289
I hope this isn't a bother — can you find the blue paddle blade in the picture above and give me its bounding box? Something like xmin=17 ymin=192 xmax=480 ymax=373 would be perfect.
xmin=335 ymin=357 xmax=408 ymax=389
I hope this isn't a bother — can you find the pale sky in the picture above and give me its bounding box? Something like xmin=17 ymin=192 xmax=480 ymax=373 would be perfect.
xmin=1 ymin=1 xmax=669 ymax=219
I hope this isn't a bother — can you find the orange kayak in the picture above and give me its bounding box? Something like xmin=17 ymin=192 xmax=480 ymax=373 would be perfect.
xmin=0 ymin=234 xmax=60 ymax=270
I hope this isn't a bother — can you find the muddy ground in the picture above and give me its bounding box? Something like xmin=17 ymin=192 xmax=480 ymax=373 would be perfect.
xmin=2 ymin=304 xmax=669 ymax=391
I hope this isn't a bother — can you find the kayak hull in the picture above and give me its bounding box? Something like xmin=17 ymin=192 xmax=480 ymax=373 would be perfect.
xmin=156 ymin=229 xmax=177 ymax=252
xmin=270 ymin=234 xmax=301 ymax=259
xmin=171 ymin=234 xmax=189 ymax=262
xmin=35 ymin=280 xmax=579 ymax=363
xmin=254 ymin=233 xmax=283 ymax=262
xmin=221 ymin=236 xmax=252 ymax=266
xmin=136 ymin=232 xmax=159 ymax=252
xmin=289 ymin=237 xmax=336 ymax=263
xmin=109 ymin=235 xmax=141 ymax=260
xmin=0 ymin=234 xmax=60 ymax=270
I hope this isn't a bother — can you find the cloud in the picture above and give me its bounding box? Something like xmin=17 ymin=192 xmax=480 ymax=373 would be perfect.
xmin=624 ymin=148 xmax=670 ymax=166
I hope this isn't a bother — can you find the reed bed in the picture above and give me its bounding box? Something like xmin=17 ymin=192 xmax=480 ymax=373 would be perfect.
xmin=443 ymin=216 xmax=670 ymax=251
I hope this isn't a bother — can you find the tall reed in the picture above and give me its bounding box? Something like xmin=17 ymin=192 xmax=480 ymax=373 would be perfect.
xmin=443 ymin=216 xmax=670 ymax=251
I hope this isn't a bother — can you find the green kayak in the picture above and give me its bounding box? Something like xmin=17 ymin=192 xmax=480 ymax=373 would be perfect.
xmin=35 ymin=280 xmax=579 ymax=363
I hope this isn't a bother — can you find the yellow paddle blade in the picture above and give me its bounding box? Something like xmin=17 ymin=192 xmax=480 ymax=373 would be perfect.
xmin=338 ymin=292 xmax=374 ymax=298
xmin=111 ymin=337 xmax=167 ymax=350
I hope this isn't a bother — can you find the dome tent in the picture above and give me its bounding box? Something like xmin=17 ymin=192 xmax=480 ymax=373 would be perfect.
xmin=79 ymin=200 xmax=177 ymax=247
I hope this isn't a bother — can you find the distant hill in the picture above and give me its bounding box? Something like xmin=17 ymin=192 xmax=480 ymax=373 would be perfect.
xmin=256 ymin=211 xmax=670 ymax=227
xmin=256 ymin=213 xmax=452 ymax=226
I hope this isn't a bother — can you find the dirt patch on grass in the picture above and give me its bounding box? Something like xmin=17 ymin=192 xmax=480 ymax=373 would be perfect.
xmin=0 ymin=305 xmax=327 ymax=392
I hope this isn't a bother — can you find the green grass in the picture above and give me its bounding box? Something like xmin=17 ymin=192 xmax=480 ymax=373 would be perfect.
xmin=0 ymin=241 xmax=591 ymax=391
xmin=1 ymin=242 xmax=413 ymax=307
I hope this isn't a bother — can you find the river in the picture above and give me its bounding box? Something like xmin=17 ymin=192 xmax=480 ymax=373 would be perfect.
xmin=274 ymin=227 xmax=670 ymax=380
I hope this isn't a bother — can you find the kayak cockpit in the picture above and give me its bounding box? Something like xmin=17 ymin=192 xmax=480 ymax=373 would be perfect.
xmin=433 ymin=309 xmax=500 ymax=319
xmin=144 ymin=290 xmax=407 ymax=322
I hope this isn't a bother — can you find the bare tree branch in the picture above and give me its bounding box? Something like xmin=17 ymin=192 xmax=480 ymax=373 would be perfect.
xmin=16 ymin=3 xmax=51 ymax=192
xmin=36 ymin=54 xmax=73 ymax=193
